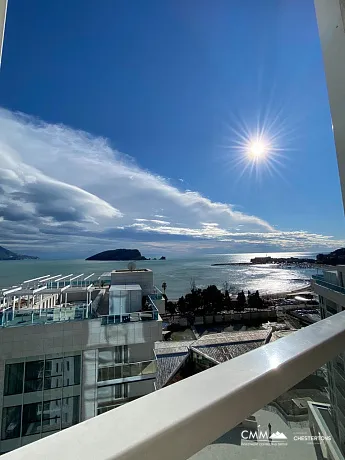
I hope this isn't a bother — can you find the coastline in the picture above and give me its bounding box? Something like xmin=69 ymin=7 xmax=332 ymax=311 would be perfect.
xmin=168 ymin=283 xmax=314 ymax=303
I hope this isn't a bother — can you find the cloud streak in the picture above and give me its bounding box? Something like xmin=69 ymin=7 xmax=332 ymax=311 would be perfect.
xmin=0 ymin=107 xmax=343 ymax=256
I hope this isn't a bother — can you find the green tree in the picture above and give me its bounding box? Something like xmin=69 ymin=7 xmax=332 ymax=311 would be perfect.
xmin=177 ymin=296 xmax=188 ymax=316
xmin=223 ymin=289 xmax=231 ymax=311
xmin=202 ymin=285 xmax=224 ymax=315
xmin=166 ymin=301 xmax=176 ymax=316
xmin=236 ymin=290 xmax=246 ymax=311
xmin=162 ymin=282 xmax=167 ymax=294
xmin=248 ymin=290 xmax=264 ymax=310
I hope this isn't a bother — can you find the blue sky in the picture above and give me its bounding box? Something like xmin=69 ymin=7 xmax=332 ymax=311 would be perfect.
xmin=0 ymin=0 xmax=344 ymax=258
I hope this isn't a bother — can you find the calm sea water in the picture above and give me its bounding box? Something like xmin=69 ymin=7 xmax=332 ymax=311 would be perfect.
xmin=0 ymin=252 xmax=320 ymax=299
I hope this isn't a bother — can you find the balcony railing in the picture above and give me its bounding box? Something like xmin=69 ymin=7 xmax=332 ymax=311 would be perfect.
xmin=0 ymin=304 xmax=89 ymax=327
xmin=101 ymin=297 xmax=159 ymax=324
xmin=312 ymin=275 xmax=345 ymax=295
xmin=3 ymin=311 xmax=345 ymax=459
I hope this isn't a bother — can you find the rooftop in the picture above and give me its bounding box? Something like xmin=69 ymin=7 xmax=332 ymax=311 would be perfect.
xmin=111 ymin=268 xmax=152 ymax=273
xmin=194 ymin=330 xmax=269 ymax=346
xmin=192 ymin=341 xmax=264 ymax=363
xmin=154 ymin=330 xmax=272 ymax=388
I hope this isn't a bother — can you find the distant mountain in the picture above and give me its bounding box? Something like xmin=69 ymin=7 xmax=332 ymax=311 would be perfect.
xmin=316 ymin=248 xmax=345 ymax=265
xmin=0 ymin=246 xmax=39 ymax=260
xmin=86 ymin=249 xmax=147 ymax=261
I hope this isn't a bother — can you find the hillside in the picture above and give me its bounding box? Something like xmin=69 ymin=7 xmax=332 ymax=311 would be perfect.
xmin=86 ymin=249 xmax=147 ymax=261
xmin=0 ymin=246 xmax=39 ymax=260
xmin=316 ymin=248 xmax=345 ymax=265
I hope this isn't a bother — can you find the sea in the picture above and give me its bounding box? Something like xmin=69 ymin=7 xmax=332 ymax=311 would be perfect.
xmin=0 ymin=252 xmax=322 ymax=299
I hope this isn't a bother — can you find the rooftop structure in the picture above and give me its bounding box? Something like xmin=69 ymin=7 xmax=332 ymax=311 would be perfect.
xmin=0 ymin=267 xmax=163 ymax=454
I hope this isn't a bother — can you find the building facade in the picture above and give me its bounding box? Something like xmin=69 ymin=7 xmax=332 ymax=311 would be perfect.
xmin=312 ymin=269 xmax=345 ymax=454
xmin=314 ymin=0 xmax=345 ymax=455
xmin=0 ymin=269 xmax=163 ymax=454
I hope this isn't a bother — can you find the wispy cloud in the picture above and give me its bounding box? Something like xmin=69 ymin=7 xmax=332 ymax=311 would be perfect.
xmin=0 ymin=107 xmax=343 ymax=256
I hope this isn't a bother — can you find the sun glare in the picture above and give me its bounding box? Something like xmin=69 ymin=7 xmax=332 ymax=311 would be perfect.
xmin=248 ymin=140 xmax=269 ymax=160
xmin=221 ymin=108 xmax=292 ymax=182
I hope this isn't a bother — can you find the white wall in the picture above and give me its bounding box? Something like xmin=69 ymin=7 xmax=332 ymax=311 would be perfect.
xmin=110 ymin=270 xmax=154 ymax=296
xmin=109 ymin=287 xmax=142 ymax=315
xmin=314 ymin=0 xmax=345 ymax=211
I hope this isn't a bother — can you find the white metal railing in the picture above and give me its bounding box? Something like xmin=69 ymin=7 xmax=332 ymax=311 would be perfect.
xmin=3 ymin=311 xmax=345 ymax=460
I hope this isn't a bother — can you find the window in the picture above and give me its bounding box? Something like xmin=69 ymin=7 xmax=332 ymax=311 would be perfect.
xmin=42 ymin=399 xmax=61 ymax=433
xmin=115 ymin=384 xmax=123 ymax=399
xmin=63 ymin=356 xmax=81 ymax=387
xmin=1 ymin=406 xmax=21 ymax=440
xmin=98 ymin=365 xmax=123 ymax=382
xmin=99 ymin=346 xmax=128 ymax=366
xmin=44 ymin=358 xmax=62 ymax=390
xmin=41 ymin=396 xmax=80 ymax=433
xmin=327 ymin=304 xmax=338 ymax=315
xmin=22 ymin=403 xmax=42 ymax=436
xmin=115 ymin=347 xmax=122 ymax=363
xmin=61 ymin=396 xmax=79 ymax=429
xmin=141 ymin=360 xmax=157 ymax=375
xmin=98 ymin=384 xmax=128 ymax=405
xmin=44 ymin=356 xmax=80 ymax=389
xmin=4 ymin=363 xmax=24 ymax=396
xmin=24 ymin=360 xmax=44 ymax=393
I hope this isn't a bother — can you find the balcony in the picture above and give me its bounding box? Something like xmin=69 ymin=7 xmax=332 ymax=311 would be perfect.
xmin=100 ymin=296 xmax=159 ymax=324
xmin=312 ymin=275 xmax=345 ymax=295
xmin=2 ymin=311 xmax=345 ymax=459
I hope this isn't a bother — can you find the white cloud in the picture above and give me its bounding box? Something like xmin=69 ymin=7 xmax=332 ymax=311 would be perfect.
xmin=0 ymin=107 xmax=344 ymax=256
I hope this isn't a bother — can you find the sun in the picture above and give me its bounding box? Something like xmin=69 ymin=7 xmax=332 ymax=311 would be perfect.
xmin=248 ymin=140 xmax=269 ymax=160
xmin=220 ymin=107 xmax=292 ymax=182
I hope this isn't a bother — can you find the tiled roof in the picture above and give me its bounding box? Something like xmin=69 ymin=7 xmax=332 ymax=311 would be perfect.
xmin=194 ymin=330 xmax=269 ymax=346
xmin=155 ymin=341 xmax=194 ymax=355
xmin=192 ymin=342 xmax=263 ymax=363
xmin=154 ymin=329 xmax=271 ymax=387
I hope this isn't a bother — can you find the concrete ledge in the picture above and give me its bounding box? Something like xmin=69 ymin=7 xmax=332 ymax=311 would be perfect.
xmin=4 ymin=312 xmax=345 ymax=460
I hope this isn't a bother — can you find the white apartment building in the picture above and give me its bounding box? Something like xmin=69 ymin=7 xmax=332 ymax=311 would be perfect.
xmin=0 ymin=268 xmax=163 ymax=454
xmin=312 ymin=1 xmax=345 ymax=456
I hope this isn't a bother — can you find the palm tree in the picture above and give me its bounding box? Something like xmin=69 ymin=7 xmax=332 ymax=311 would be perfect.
xmin=162 ymin=282 xmax=167 ymax=295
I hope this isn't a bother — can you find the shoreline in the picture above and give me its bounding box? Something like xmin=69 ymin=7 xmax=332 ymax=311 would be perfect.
xmin=168 ymin=283 xmax=314 ymax=303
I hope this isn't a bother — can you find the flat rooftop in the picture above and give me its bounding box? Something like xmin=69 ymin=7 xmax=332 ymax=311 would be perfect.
xmin=111 ymin=269 xmax=152 ymax=273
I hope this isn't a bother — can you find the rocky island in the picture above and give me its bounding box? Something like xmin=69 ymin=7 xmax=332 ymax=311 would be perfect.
xmin=86 ymin=249 xmax=166 ymax=261
xmin=0 ymin=245 xmax=39 ymax=260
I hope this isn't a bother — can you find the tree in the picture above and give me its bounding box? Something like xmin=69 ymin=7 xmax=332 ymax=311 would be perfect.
xmin=236 ymin=290 xmax=246 ymax=311
xmin=185 ymin=289 xmax=203 ymax=315
xmin=162 ymin=282 xmax=167 ymax=294
xmin=223 ymin=289 xmax=232 ymax=311
xmin=202 ymin=285 xmax=223 ymax=315
xmin=177 ymin=296 xmax=188 ymax=316
xmin=166 ymin=301 xmax=176 ymax=316
xmin=248 ymin=290 xmax=264 ymax=310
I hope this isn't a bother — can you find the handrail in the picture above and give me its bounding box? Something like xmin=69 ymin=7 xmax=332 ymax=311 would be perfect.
xmin=3 ymin=311 xmax=345 ymax=460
